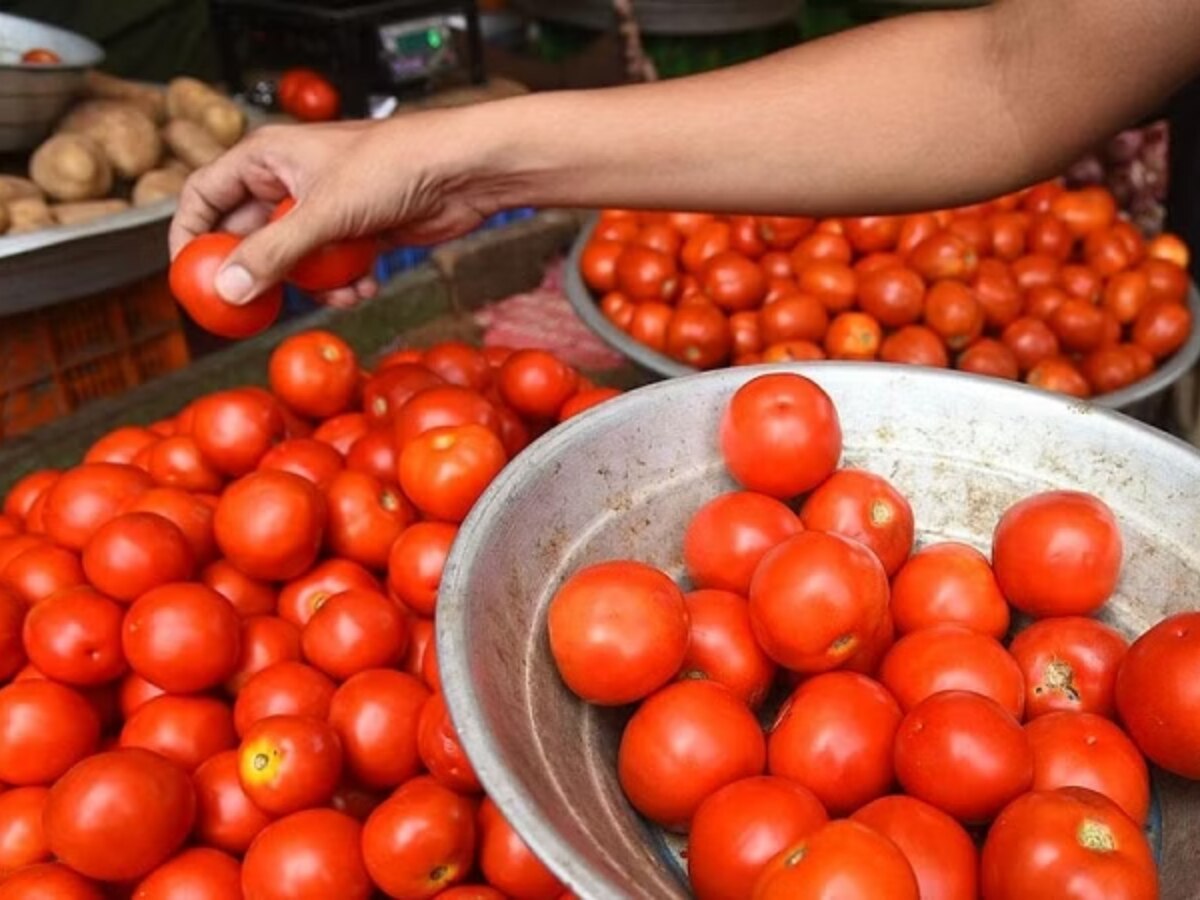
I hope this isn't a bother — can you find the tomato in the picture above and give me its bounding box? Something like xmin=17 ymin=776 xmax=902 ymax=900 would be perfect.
xmin=0 ymin=786 xmax=50 ymax=875
xmin=146 ymin=435 xmax=225 ymax=493
xmin=1146 ymin=232 xmax=1189 ymax=268
xmin=344 ymin=427 xmax=397 ymax=484
xmin=80 ymin=511 xmax=194 ymax=601
xmin=265 ymin=331 xmax=357 ymax=419
xmin=387 ymin=522 xmax=456 ymax=618
xmin=768 ymin=672 xmax=901 ymax=816
xmin=123 ymin=582 xmax=241 ymax=692
xmin=957 ymin=338 xmax=1020 ymax=380
xmin=22 ymin=587 xmax=126 ymax=685
xmin=924 ymin=281 xmax=984 ymax=350
xmin=0 ymin=586 xmax=24 ymax=683
xmin=118 ymin=673 xmax=167 ymax=720
xmin=361 ymin=775 xmax=476 ymax=899
xmin=414 ymin=692 xmax=478 ymax=795
xmin=908 ymin=232 xmax=977 ymax=282
xmin=674 ymin=590 xmax=774 ymax=710
xmin=1022 ymin=181 xmax=1066 ymax=215
xmin=190 ymin=390 xmax=284 ymax=478
xmin=1100 ymin=270 xmax=1150 ymax=326
xmin=1027 ymin=357 xmax=1091 ymax=398
xmin=894 ymin=691 xmax=1032 ymax=823
xmin=3 ymin=469 xmax=59 ymax=523
xmin=85 ymin=426 xmax=159 ymax=465
xmin=1132 ymin=300 xmax=1192 ymax=359
xmin=363 ymin=365 xmax=445 ymax=425
xmin=328 ymin=669 xmax=429 ymax=789
xmin=0 ymin=680 xmax=99 ymax=785
xmin=1083 ymin=229 xmax=1133 ymax=277
xmin=0 ymin=863 xmax=104 ymax=899
xmin=665 ymin=212 xmax=714 ymax=237
xmin=231 ymin=661 xmax=334 ymax=739
xmin=758 ymin=294 xmax=828 ymax=345
xmin=495 ymin=350 xmax=578 ymax=420
xmin=417 ymin=342 xmax=488 ymax=394
xmin=688 ymin=776 xmax=827 ymax=900
xmin=759 ymin=252 xmax=793 ymax=281
xmin=789 ymin=231 xmax=851 ymax=267
xmin=823 ymin=311 xmax=881 ymax=360
xmin=681 ymin=221 xmax=732 ymax=274
xmin=618 ymin=680 xmax=764 ymax=830
xmin=125 ymin=487 xmax=218 ymax=566
xmin=548 ymin=560 xmax=688 ymax=705
xmin=270 ymin=198 xmax=376 ymax=291
xmin=992 ymin=490 xmax=1122 ymax=617
xmin=594 ymin=219 xmax=639 ymax=244
xmin=987 ymin=212 xmax=1029 ymax=262
xmin=277 ymin=560 xmax=377 ymax=630
xmin=615 ymin=245 xmax=677 ymax=301
xmin=133 ymin=847 xmax=242 ymax=900
xmin=45 ymin=748 xmax=194 ymax=882
xmin=558 ymin=387 xmax=622 ymax=421
xmin=258 ymin=439 xmax=343 ymax=493
xmin=629 ymin=301 xmax=673 ymax=352
xmin=797 ymin=261 xmax=857 ymax=314
xmin=1049 ymin=298 xmax=1105 ymax=352
xmin=285 ymin=73 xmax=341 ymax=122
xmin=399 ymin=424 xmax=507 ymax=523
xmin=729 ymin=216 xmax=769 ymax=259
xmin=894 ymin=213 xmax=938 ymax=258
xmin=879 ymin=325 xmax=949 ymax=367
xmin=698 ymin=252 xmax=765 ymax=312
xmin=1141 ymin=257 xmax=1189 ymax=305
xmin=890 ymin=542 xmax=1009 ymax=638
xmin=42 ymin=463 xmax=152 ymax=550
xmin=633 ymin=223 xmax=682 ymax=257
xmin=856 ymin=266 xmax=923 ymax=328
xmin=683 ymin=491 xmax=801 ymax=595
xmin=879 ymin=625 xmax=1025 ymax=718
xmin=1001 ymin=317 xmax=1059 ymax=373
xmin=477 ymin=799 xmax=564 ymax=900
xmin=839 ymin=215 xmax=898 ymax=254
xmin=224 ymin=617 xmax=299 ymax=695
xmin=1 ymin=542 xmax=85 ymax=604
xmin=298 ymin=587 xmax=407 ymax=682
xmin=170 ymin=233 xmax=283 ymax=338
xmin=665 ymin=302 xmax=733 ymax=369
xmin=1051 ymin=187 xmax=1117 ymax=237
xmin=120 ymin=695 xmax=236 ymax=772
xmin=492 ymin=404 xmax=533 ymax=457
xmin=1012 ymin=254 xmax=1061 ymax=292
xmin=753 ymin=819 xmax=918 ymax=900
xmin=394 ymin=385 xmax=500 ymax=449
xmin=214 ymin=470 xmax=326 ymax=581
xmin=192 ymin=750 xmax=274 ymax=854
xmin=243 ymin=809 xmax=372 ymax=900
xmin=851 ymin=795 xmax=978 ymax=900
xmin=760 ymin=340 xmax=825 ymax=363
xmin=201 ymin=560 xmax=276 ymax=618
xmin=237 ymin=714 xmax=342 ymax=815
xmin=755 ymin=216 xmax=812 ymax=250
xmin=749 ymin=531 xmax=888 ymax=672
xmin=1024 ymin=284 xmax=1069 ymax=321
xmin=323 ymin=473 xmax=412 ymax=570
xmin=799 ymin=469 xmax=913 ymax=575
xmin=277 ymin=68 xmax=322 ymax=107
xmin=1115 ymin=611 xmax=1200 ymax=779
xmin=981 ymin=788 xmax=1156 ymax=900
xmin=1081 ymin=346 xmax=1140 ymax=394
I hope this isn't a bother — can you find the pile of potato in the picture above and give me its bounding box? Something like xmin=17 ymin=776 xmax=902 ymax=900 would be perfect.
xmin=0 ymin=73 xmax=246 ymax=237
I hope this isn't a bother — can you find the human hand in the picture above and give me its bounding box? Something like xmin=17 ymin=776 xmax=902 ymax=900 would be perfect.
xmin=168 ymin=112 xmax=510 ymax=308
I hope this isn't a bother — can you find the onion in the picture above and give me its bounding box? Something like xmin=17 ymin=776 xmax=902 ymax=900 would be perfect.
xmin=1107 ymin=129 xmax=1144 ymax=164
xmin=1067 ymin=154 xmax=1105 ymax=187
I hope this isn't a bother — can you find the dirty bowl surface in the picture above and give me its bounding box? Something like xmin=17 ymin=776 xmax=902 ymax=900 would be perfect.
xmin=439 ymin=364 xmax=1200 ymax=900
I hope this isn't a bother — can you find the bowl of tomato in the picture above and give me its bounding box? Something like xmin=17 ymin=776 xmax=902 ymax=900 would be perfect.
xmin=438 ymin=363 xmax=1200 ymax=899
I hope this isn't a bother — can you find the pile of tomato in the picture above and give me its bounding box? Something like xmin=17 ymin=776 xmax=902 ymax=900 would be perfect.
xmin=548 ymin=371 xmax=1200 ymax=899
xmin=0 ymin=332 xmax=615 ymax=899
xmin=579 ymin=182 xmax=1195 ymax=398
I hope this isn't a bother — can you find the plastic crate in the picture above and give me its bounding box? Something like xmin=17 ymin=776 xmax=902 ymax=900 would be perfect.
xmin=1 ymin=275 xmax=191 ymax=440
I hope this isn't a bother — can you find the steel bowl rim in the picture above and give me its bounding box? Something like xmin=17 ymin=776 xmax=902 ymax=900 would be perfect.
xmin=564 ymin=212 xmax=1200 ymax=410
xmin=437 ymin=361 xmax=1200 ymax=898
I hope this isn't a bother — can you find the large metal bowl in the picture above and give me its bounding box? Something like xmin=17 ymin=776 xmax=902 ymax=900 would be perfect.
xmin=564 ymin=215 xmax=1200 ymax=412
xmin=0 ymin=12 xmax=104 ymax=152
xmin=439 ymin=364 xmax=1200 ymax=900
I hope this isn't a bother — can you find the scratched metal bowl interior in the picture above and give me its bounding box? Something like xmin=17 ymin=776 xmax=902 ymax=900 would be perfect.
xmin=438 ymin=364 xmax=1200 ymax=900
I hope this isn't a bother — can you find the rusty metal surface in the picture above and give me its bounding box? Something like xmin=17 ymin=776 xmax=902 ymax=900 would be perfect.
xmin=439 ymin=363 xmax=1200 ymax=900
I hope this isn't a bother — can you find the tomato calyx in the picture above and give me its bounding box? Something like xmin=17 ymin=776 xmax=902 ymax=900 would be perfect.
xmin=1035 ymin=659 xmax=1081 ymax=703
xmin=828 ymin=633 xmax=858 ymax=656
xmin=1077 ymin=819 xmax=1117 ymax=853
xmin=784 ymin=845 xmax=809 ymax=867
xmin=241 ymin=739 xmax=283 ymax=785
xmin=869 ymin=499 xmax=894 ymax=527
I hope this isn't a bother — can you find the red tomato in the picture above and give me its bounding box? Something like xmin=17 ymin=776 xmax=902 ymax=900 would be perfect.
xmin=477 ymin=798 xmax=564 ymax=900
xmin=80 ymin=511 xmax=194 ymax=601
xmin=284 ymin=73 xmax=341 ymax=122
xmin=558 ymin=386 xmax=622 ymax=421
xmin=0 ymin=786 xmax=50 ymax=875
xmin=122 ymin=582 xmax=241 ymax=693
xmin=889 ymin=542 xmax=1009 ymax=638
xmin=124 ymin=487 xmax=218 ymax=566
xmin=799 ymin=468 xmax=913 ymax=575
xmin=170 ymin=234 xmax=283 ymax=338
xmin=202 ymin=559 xmax=277 ymax=618
xmin=628 ymin=301 xmax=673 ymax=352
xmin=879 ymin=325 xmax=950 ymax=368
xmin=268 ymin=330 xmax=358 ymax=418
xmin=798 ymin=261 xmax=857 ymax=313
xmin=418 ymin=691 xmax=481 ymax=793
xmin=242 ymin=809 xmax=372 ymax=900
xmin=0 ymin=586 xmax=24 ymax=682
xmin=362 ymin=775 xmax=477 ymax=898
xmin=278 ymin=558 xmax=379 ymax=628
xmin=958 ymin=338 xmax=1020 ymax=380
xmin=386 ymin=522 xmax=456 ymax=617
xmin=924 ymin=280 xmax=984 ymax=350
xmin=1009 ymin=616 xmax=1127 ymax=719
xmin=328 ymin=669 xmax=429 ymax=790
xmin=665 ymin=302 xmax=734 ymax=369
xmin=118 ymin=673 xmax=167 ymax=719
xmin=683 ymin=491 xmax=801 ymax=595
xmin=45 ymin=748 xmax=195 ymax=882
xmin=20 ymin=47 xmax=62 ymax=64
xmin=227 ymin=615 xmax=302 ymax=694
xmin=988 ymin=212 xmax=1029 ymax=262
xmin=399 ymin=424 xmax=507 ymax=523
xmin=233 ymin=661 xmax=336 ymax=738
xmin=720 ymin=374 xmax=842 ymax=499
xmin=277 ymin=68 xmax=322 ymax=107
xmin=435 ymin=887 xmax=507 ymax=900
xmin=271 ymin=199 xmax=375 ymax=291
xmin=1059 ymin=263 xmax=1104 ymax=303
xmin=908 ymin=232 xmax=977 ymax=282
xmin=842 ymin=609 xmax=897 ymax=677
xmin=824 ymin=311 xmax=882 ymax=360
xmin=618 ymin=680 xmax=765 ymax=830
xmin=688 ymin=776 xmax=827 ymax=900
xmin=702 ymin=252 xmax=768 ymax=312
xmin=894 ymin=691 xmax=1032 ymax=823
xmin=548 ymin=560 xmax=689 ymax=706
xmin=980 ymin=788 xmax=1156 ymax=900
xmin=758 ymin=216 xmax=815 ymax=249
xmin=679 ymin=588 xmax=776 ymax=709
xmin=3 ymin=469 xmax=59 ymax=523
xmin=404 ymin=617 xmax=436 ymax=682
xmin=857 ymin=266 xmax=925 ymax=328
xmin=259 ymin=438 xmax=344 ymax=492
xmin=581 ymin=239 xmax=625 ymax=292
xmin=22 ymin=587 xmax=125 ymax=685
xmin=1001 ymin=317 xmax=1060 ymax=373
xmin=1102 ymin=270 xmax=1151 ymax=325
xmin=615 ymin=245 xmax=677 ymax=301
xmin=422 ymin=341 xmax=492 ymax=392
xmin=301 ymin=588 xmax=408 ymax=681
xmin=191 ymin=389 xmax=284 ymax=478
xmin=1115 ymin=611 xmax=1200 ymax=779
xmin=843 ymin=216 xmax=900 ymax=253
xmin=769 ymin=672 xmax=902 ymax=816
xmin=238 ymin=714 xmax=342 ymax=815
xmin=753 ymin=819 xmax=918 ymax=900
xmin=1027 ymin=356 xmax=1092 ymax=398
xmin=1141 ymin=257 xmax=1189 ymax=305
xmin=344 ymin=427 xmax=397 ymax=484
xmin=214 ymin=470 xmax=326 ymax=581
xmin=992 ymin=490 xmax=1122 ymax=617
xmin=852 ymin=795 xmax=978 ymax=900
xmin=790 ymin=231 xmax=852 ymax=267
xmin=1 ymin=542 xmax=85 ymax=604
xmin=325 ymin=471 xmax=413 ymax=569
xmin=749 ymin=531 xmax=889 ymax=672
xmin=393 ymin=385 xmax=501 ymax=450
xmin=145 ymin=435 xmax=225 ymax=493
xmin=42 ymin=463 xmax=152 ymax=551
xmin=681 ymin=221 xmax=732 ymax=274
xmin=363 ymin=365 xmax=445 ymax=425
xmin=0 ymin=680 xmax=100 ymax=785
xmin=759 ymin=294 xmax=828 ymax=345
xmin=132 ymin=847 xmax=242 ymax=900
xmin=879 ymin=625 xmax=1025 ymax=718
xmin=120 ymin=695 xmax=236 ymax=772
xmin=0 ymin=863 xmax=104 ymax=899
xmin=85 ymin=426 xmax=158 ymax=465
xmin=193 ymin=750 xmax=274 ymax=854
xmin=1133 ymin=300 xmax=1192 ymax=359
xmin=1049 ymin=297 xmax=1106 ymax=353
xmin=1051 ymin=187 xmax=1117 ymax=237
xmin=1026 ymin=211 xmax=1073 ymax=258
xmin=729 ymin=216 xmax=769 ymax=259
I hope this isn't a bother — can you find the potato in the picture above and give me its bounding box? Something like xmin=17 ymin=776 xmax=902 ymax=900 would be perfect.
xmin=0 ymin=175 xmax=42 ymax=205
xmin=162 ymin=120 xmax=225 ymax=169
xmin=84 ymin=70 xmax=167 ymax=124
xmin=29 ymin=133 xmax=113 ymax=202
xmin=162 ymin=156 xmax=192 ymax=176
xmin=59 ymin=100 xmax=162 ymax=179
xmin=51 ymin=199 xmax=131 ymax=227
xmin=7 ymin=196 xmax=55 ymax=233
xmin=167 ymin=77 xmax=246 ymax=147
xmin=133 ymin=168 xmax=187 ymax=206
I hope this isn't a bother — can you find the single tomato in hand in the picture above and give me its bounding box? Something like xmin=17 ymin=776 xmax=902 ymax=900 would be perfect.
xmin=170 ymin=234 xmax=282 ymax=338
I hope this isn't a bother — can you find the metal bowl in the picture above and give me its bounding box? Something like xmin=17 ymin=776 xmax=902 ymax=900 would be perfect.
xmin=439 ymin=364 xmax=1200 ymax=900
xmin=564 ymin=214 xmax=1200 ymax=412
xmin=0 ymin=12 xmax=104 ymax=152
